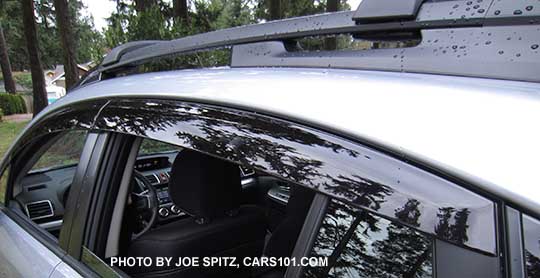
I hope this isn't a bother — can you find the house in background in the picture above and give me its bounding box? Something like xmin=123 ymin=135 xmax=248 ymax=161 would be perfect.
xmin=44 ymin=64 xmax=90 ymax=104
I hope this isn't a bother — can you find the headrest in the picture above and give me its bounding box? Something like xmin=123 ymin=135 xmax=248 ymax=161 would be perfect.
xmin=168 ymin=149 xmax=241 ymax=223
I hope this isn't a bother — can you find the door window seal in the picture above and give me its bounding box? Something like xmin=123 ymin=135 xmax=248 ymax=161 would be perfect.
xmin=286 ymin=193 xmax=329 ymax=278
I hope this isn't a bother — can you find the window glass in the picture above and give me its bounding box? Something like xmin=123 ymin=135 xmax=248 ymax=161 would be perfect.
xmin=31 ymin=130 xmax=87 ymax=172
xmin=304 ymin=199 xmax=433 ymax=278
xmin=523 ymin=214 xmax=540 ymax=278
xmin=138 ymin=139 xmax=181 ymax=155
xmin=13 ymin=130 xmax=88 ymax=238
xmin=0 ymin=167 xmax=8 ymax=204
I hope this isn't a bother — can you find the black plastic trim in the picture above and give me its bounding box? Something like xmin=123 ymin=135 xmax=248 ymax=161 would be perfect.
xmin=85 ymin=133 xmax=134 ymax=257
xmin=353 ymin=0 xmax=424 ymax=23
xmin=505 ymin=206 xmax=525 ymax=278
xmin=286 ymin=193 xmax=329 ymax=278
xmin=65 ymin=132 xmax=110 ymax=259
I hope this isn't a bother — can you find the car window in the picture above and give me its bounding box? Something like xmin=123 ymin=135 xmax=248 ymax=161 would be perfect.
xmin=31 ymin=130 xmax=87 ymax=172
xmin=0 ymin=167 xmax=8 ymax=204
xmin=523 ymin=214 xmax=540 ymax=278
xmin=304 ymin=199 xmax=433 ymax=278
xmin=138 ymin=139 xmax=182 ymax=155
xmin=12 ymin=130 xmax=89 ymax=238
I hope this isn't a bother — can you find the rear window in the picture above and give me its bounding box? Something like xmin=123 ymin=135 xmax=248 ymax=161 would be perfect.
xmin=304 ymin=199 xmax=433 ymax=278
xmin=523 ymin=214 xmax=540 ymax=278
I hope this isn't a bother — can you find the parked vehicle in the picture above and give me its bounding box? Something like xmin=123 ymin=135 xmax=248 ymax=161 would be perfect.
xmin=0 ymin=0 xmax=539 ymax=277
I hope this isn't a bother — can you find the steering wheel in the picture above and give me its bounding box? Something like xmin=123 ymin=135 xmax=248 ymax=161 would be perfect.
xmin=130 ymin=170 xmax=159 ymax=239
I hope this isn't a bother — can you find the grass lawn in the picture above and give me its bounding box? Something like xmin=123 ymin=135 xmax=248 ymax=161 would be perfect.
xmin=0 ymin=120 xmax=29 ymax=160
xmin=0 ymin=120 xmax=28 ymax=202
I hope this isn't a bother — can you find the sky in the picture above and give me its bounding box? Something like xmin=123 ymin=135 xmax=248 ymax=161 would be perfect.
xmin=83 ymin=0 xmax=363 ymax=32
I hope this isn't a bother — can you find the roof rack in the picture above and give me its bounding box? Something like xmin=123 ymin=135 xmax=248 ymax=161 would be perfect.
xmin=82 ymin=0 xmax=540 ymax=85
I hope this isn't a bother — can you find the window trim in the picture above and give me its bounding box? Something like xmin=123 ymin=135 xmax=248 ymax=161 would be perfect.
xmin=0 ymin=130 xmax=105 ymax=278
xmin=505 ymin=206 xmax=526 ymax=278
xmin=286 ymin=193 xmax=330 ymax=278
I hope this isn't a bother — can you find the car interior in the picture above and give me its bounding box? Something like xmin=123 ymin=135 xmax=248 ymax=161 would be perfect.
xmin=10 ymin=133 xmax=316 ymax=278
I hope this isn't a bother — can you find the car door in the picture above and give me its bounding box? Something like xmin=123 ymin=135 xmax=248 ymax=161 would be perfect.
xmin=73 ymin=97 xmax=503 ymax=277
xmin=0 ymin=100 xmax=111 ymax=277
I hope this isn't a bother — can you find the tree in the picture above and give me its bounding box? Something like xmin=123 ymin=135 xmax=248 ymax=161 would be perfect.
xmin=269 ymin=0 xmax=281 ymax=20
xmin=0 ymin=24 xmax=16 ymax=93
xmin=134 ymin=0 xmax=157 ymax=12
xmin=173 ymin=0 xmax=189 ymax=23
xmin=21 ymin=0 xmax=48 ymax=115
xmin=53 ymin=0 xmax=79 ymax=91
xmin=324 ymin=0 xmax=339 ymax=50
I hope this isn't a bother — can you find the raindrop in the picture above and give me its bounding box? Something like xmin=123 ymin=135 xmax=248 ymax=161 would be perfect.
xmin=478 ymin=9 xmax=485 ymax=13
xmin=485 ymin=41 xmax=492 ymax=45
xmin=514 ymin=10 xmax=523 ymax=15
xmin=498 ymin=50 xmax=504 ymax=55
xmin=494 ymin=10 xmax=501 ymax=15
xmin=532 ymin=44 xmax=539 ymax=50
xmin=516 ymin=53 xmax=521 ymax=57
xmin=453 ymin=4 xmax=459 ymax=9
xmin=473 ymin=5 xmax=480 ymax=9
xmin=526 ymin=6 xmax=533 ymax=11
xmin=466 ymin=1 xmax=472 ymax=5
xmin=452 ymin=45 xmax=458 ymax=49
xmin=507 ymin=37 xmax=511 ymax=40
xmin=466 ymin=7 xmax=471 ymax=11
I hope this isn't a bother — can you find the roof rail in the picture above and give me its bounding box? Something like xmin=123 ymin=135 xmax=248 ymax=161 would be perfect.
xmin=353 ymin=0 xmax=424 ymax=23
xmin=81 ymin=0 xmax=540 ymax=85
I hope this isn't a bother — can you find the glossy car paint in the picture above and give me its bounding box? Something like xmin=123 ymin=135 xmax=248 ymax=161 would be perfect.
xmin=8 ymin=68 xmax=540 ymax=212
xmin=0 ymin=211 xmax=62 ymax=277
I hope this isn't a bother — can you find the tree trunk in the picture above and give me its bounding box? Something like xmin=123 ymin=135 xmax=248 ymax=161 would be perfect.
xmin=269 ymin=0 xmax=281 ymax=20
xmin=0 ymin=25 xmax=17 ymax=94
xmin=324 ymin=0 xmax=339 ymax=50
xmin=134 ymin=0 xmax=157 ymax=12
xmin=21 ymin=0 xmax=48 ymax=116
xmin=173 ymin=0 xmax=189 ymax=23
xmin=53 ymin=0 xmax=79 ymax=91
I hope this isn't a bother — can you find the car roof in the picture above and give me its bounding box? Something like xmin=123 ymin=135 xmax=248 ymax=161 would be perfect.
xmin=38 ymin=67 xmax=540 ymax=209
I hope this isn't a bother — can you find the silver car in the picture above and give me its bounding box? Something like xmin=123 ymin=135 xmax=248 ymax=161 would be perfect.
xmin=1 ymin=0 xmax=539 ymax=277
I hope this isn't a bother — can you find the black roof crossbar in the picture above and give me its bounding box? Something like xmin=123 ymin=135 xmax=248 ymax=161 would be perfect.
xmin=83 ymin=0 xmax=540 ymax=84
xmin=353 ymin=0 xmax=424 ymax=23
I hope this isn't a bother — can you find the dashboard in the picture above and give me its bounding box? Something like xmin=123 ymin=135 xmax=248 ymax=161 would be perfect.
xmin=134 ymin=153 xmax=186 ymax=222
xmin=14 ymin=149 xmax=280 ymax=235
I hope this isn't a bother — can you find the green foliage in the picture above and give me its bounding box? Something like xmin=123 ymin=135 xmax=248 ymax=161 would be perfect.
xmin=0 ymin=0 xmax=105 ymax=70
xmin=0 ymin=93 xmax=27 ymax=115
xmin=12 ymin=72 xmax=32 ymax=89
xmin=0 ymin=107 xmax=3 ymax=122
xmin=139 ymin=139 xmax=181 ymax=155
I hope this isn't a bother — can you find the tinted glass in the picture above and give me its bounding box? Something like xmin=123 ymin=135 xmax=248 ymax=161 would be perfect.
xmin=31 ymin=130 xmax=87 ymax=172
xmin=95 ymin=98 xmax=496 ymax=253
xmin=0 ymin=167 xmax=7 ymax=204
xmin=523 ymin=214 xmax=540 ymax=278
xmin=304 ymin=199 xmax=433 ymax=278
xmin=138 ymin=139 xmax=181 ymax=155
